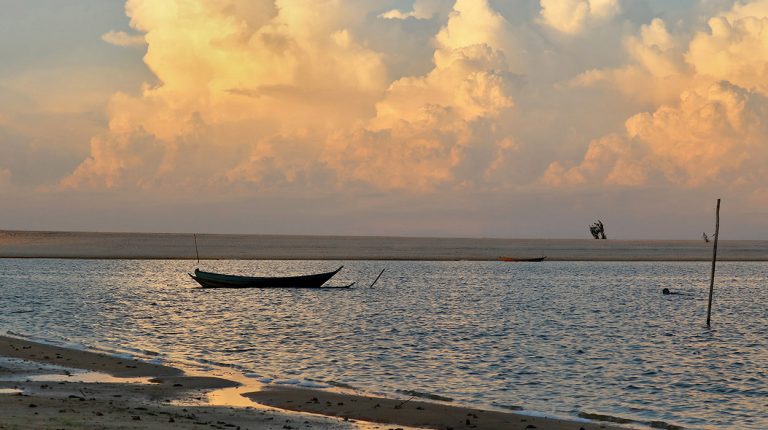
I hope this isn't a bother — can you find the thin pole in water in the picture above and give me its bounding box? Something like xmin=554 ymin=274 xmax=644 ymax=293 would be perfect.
xmin=706 ymin=199 xmax=720 ymax=327
xmin=369 ymin=268 xmax=385 ymax=288
xmin=194 ymin=234 xmax=200 ymax=265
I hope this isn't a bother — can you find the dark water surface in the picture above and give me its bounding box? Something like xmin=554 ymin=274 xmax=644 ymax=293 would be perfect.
xmin=1 ymin=259 xmax=766 ymax=429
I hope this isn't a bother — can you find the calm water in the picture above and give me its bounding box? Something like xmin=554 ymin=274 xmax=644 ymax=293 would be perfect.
xmin=0 ymin=259 xmax=766 ymax=429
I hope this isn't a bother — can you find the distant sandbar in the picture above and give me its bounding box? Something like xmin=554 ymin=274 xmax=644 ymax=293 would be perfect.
xmin=1 ymin=229 xmax=767 ymax=261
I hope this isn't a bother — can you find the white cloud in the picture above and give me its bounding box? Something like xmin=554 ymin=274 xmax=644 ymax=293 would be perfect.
xmin=380 ymin=0 xmax=444 ymax=20
xmin=101 ymin=30 xmax=146 ymax=47
xmin=539 ymin=0 xmax=620 ymax=34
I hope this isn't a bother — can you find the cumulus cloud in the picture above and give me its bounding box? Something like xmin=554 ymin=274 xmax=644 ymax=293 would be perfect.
xmin=539 ymin=0 xmax=620 ymax=34
xmin=546 ymin=82 xmax=768 ymax=188
xmin=101 ymin=30 xmax=146 ymax=46
xmin=323 ymin=0 xmax=518 ymax=190
xmin=63 ymin=0 xmax=389 ymax=190
xmin=547 ymin=0 xmax=768 ymax=192
xmin=59 ymin=130 xmax=164 ymax=189
xmin=542 ymin=134 xmax=647 ymax=187
xmin=6 ymin=0 xmax=768 ymax=235
xmin=41 ymin=0 xmax=768 ymax=232
xmin=687 ymin=9 xmax=768 ymax=95
xmin=62 ymin=0 xmax=520 ymax=192
xmin=569 ymin=17 xmax=688 ymax=105
xmin=380 ymin=0 xmax=445 ymax=20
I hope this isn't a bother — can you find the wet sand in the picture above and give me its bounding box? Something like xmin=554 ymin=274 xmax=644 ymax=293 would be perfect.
xmin=2 ymin=229 xmax=767 ymax=260
xmin=0 ymin=335 xmax=631 ymax=430
xmin=0 ymin=335 xmax=357 ymax=430
xmin=246 ymin=386 xmax=625 ymax=430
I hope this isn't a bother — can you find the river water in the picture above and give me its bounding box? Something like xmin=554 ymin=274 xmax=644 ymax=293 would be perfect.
xmin=1 ymin=259 xmax=766 ymax=429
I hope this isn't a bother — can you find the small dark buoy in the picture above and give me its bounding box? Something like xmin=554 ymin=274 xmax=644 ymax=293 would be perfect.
xmin=662 ymin=288 xmax=671 ymax=295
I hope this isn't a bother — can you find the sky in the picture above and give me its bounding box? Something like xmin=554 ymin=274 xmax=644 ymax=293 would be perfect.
xmin=1 ymin=0 xmax=767 ymax=239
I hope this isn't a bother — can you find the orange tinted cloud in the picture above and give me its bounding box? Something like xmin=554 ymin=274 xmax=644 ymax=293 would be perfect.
xmin=49 ymin=0 xmax=768 ymax=202
xmin=569 ymin=18 xmax=688 ymax=105
xmin=546 ymin=82 xmax=768 ymax=188
xmin=62 ymin=0 xmax=388 ymax=190
xmin=324 ymin=0 xmax=517 ymax=190
xmin=539 ymin=0 xmax=620 ymax=34
xmin=61 ymin=0 xmax=518 ymax=192
xmin=546 ymin=1 xmax=768 ymax=192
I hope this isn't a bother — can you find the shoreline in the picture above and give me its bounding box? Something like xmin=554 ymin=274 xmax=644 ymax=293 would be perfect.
xmin=9 ymin=256 xmax=768 ymax=262
xmin=0 ymin=334 xmax=638 ymax=430
xmin=3 ymin=229 xmax=768 ymax=261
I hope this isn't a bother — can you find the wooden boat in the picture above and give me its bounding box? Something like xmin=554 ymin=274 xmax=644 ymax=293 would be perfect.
xmin=498 ymin=256 xmax=546 ymax=262
xmin=189 ymin=266 xmax=353 ymax=289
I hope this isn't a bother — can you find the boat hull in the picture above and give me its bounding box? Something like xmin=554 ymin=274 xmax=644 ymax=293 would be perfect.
xmin=189 ymin=266 xmax=345 ymax=288
xmin=498 ymin=256 xmax=546 ymax=262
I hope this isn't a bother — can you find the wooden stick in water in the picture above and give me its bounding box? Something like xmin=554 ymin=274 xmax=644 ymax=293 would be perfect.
xmin=369 ymin=268 xmax=385 ymax=288
xmin=706 ymin=198 xmax=720 ymax=327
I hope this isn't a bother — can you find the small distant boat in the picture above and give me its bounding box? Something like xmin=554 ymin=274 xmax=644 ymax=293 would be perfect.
xmin=189 ymin=266 xmax=353 ymax=289
xmin=498 ymin=256 xmax=547 ymax=262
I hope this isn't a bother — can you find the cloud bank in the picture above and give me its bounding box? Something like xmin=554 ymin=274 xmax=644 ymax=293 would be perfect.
xmin=61 ymin=0 xmax=524 ymax=193
xmin=547 ymin=0 xmax=768 ymax=200
xmin=4 ymin=0 xmax=768 ymax=236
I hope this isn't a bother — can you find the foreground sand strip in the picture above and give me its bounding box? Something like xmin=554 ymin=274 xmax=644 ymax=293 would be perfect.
xmin=0 ymin=335 xmax=182 ymax=378
xmin=0 ymin=335 xmax=353 ymax=429
xmin=1 ymin=335 xmax=632 ymax=429
xmin=246 ymin=386 xmax=628 ymax=430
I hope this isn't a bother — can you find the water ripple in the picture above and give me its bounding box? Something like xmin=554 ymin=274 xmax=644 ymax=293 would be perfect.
xmin=0 ymin=259 xmax=766 ymax=429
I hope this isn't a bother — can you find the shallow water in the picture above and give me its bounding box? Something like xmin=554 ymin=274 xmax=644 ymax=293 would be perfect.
xmin=1 ymin=259 xmax=766 ymax=429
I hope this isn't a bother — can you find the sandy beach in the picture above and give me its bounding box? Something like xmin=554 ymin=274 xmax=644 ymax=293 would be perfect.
xmin=1 ymin=229 xmax=767 ymax=261
xmin=0 ymin=334 xmax=636 ymax=430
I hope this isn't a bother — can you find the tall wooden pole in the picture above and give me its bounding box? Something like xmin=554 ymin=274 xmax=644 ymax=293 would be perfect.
xmin=194 ymin=234 xmax=200 ymax=265
xmin=706 ymin=199 xmax=720 ymax=327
